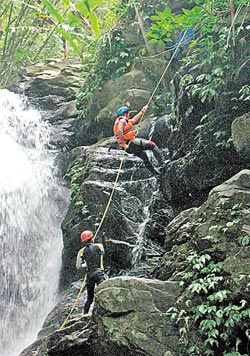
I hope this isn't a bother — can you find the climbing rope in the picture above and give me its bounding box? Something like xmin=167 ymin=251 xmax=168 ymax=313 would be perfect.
xmin=92 ymin=24 xmax=186 ymax=242
xmin=59 ymin=275 xmax=87 ymax=330
xmin=58 ymin=153 xmax=126 ymax=330
xmin=59 ymin=9 xmax=189 ymax=330
xmin=92 ymin=150 xmax=126 ymax=241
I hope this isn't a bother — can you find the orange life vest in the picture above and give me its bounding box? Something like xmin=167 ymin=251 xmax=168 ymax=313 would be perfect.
xmin=113 ymin=116 xmax=135 ymax=147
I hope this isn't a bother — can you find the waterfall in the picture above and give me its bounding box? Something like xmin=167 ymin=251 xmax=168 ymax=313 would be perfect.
xmin=0 ymin=90 xmax=67 ymax=356
xmin=131 ymin=206 xmax=150 ymax=267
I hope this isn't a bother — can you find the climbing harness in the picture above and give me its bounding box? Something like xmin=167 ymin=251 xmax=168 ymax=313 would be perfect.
xmin=59 ymin=9 xmax=189 ymax=330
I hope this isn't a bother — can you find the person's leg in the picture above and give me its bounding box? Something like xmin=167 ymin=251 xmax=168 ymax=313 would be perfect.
xmin=84 ymin=278 xmax=95 ymax=314
xmin=140 ymin=151 xmax=159 ymax=174
xmin=140 ymin=139 xmax=163 ymax=166
xmin=127 ymin=140 xmax=157 ymax=173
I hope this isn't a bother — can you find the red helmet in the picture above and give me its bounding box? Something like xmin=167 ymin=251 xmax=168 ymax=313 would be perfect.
xmin=80 ymin=230 xmax=93 ymax=242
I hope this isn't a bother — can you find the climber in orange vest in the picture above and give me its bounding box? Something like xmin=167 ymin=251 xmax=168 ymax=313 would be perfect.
xmin=76 ymin=230 xmax=107 ymax=314
xmin=113 ymin=105 xmax=163 ymax=175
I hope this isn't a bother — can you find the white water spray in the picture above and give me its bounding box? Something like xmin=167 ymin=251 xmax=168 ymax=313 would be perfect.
xmin=131 ymin=206 xmax=149 ymax=266
xmin=0 ymin=90 xmax=67 ymax=356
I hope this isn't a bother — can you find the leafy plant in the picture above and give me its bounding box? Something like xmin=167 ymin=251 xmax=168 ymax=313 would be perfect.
xmin=239 ymin=85 xmax=250 ymax=101
xmin=170 ymin=249 xmax=250 ymax=355
xmin=76 ymin=2 xmax=139 ymax=120
xmin=0 ymin=0 xmax=122 ymax=85
xmin=237 ymin=235 xmax=250 ymax=247
xmin=65 ymin=158 xmax=89 ymax=216
xmin=146 ymin=0 xmax=249 ymax=104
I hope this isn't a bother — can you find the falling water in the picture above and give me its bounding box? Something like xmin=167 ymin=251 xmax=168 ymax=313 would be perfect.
xmin=131 ymin=206 xmax=150 ymax=267
xmin=0 ymin=90 xmax=67 ymax=356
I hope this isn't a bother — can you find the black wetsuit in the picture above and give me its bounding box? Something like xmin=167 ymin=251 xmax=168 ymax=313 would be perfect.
xmin=126 ymin=138 xmax=163 ymax=174
xmin=81 ymin=243 xmax=106 ymax=314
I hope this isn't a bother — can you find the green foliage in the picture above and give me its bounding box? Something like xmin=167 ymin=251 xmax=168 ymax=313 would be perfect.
xmin=42 ymin=0 xmax=64 ymax=23
xmin=146 ymin=6 xmax=202 ymax=45
xmin=169 ymin=247 xmax=250 ymax=355
xmin=0 ymin=0 xmax=122 ymax=86
xmin=239 ymin=85 xmax=250 ymax=102
xmin=237 ymin=235 xmax=250 ymax=247
xmin=146 ymin=0 xmax=249 ymax=104
xmin=65 ymin=158 xmax=89 ymax=217
xmin=76 ymin=2 xmax=138 ymax=118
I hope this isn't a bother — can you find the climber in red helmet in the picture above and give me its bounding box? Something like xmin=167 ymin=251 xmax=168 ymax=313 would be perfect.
xmin=113 ymin=105 xmax=163 ymax=175
xmin=76 ymin=230 xmax=106 ymax=314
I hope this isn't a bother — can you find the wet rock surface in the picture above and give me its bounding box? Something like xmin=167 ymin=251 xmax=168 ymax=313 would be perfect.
xmin=8 ymin=58 xmax=85 ymax=149
xmin=20 ymin=170 xmax=250 ymax=356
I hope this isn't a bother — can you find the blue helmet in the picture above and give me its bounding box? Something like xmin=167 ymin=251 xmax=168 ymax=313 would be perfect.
xmin=116 ymin=106 xmax=130 ymax=117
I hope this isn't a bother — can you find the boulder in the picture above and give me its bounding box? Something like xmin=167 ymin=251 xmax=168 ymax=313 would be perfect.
xmin=26 ymin=276 xmax=183 ymax=356
xmin=158 ymin=169 xmax=250 ymax=280
xmin=154 ymin=169 xmax=250 ymax=354
xmin=93 ymin=276 xmax=184 ymax=356
xmin=232 ymin=113 xmax=250 ymax=160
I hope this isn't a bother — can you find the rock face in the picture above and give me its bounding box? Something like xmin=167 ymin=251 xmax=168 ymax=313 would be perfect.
xmin=155 ymin=169 xmax=250 ymax=355
xmin=60 ymin=138 xmax=170 ymax=289
xmin=92 ymin=276 xmax=182 ymax=356
xmin=232 ymin=113 xmax=250 ymax=160
xmin=158 ymin=169 xmax=250 ymax=280
xmin=20 ymin=170 xmax=250 ymax=356
xmin=8 ymin=58 xmax=85 ymax=149
xmin=40 ymin=276 xmax=183 ymax=356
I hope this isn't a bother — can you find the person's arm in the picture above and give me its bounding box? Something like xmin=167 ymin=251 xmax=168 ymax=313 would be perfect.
xmin=130 ymin=105 xmax=148 ymax=124
xmin=100 ymin=255 xmax=104 ymax=270
xmin=97 ymin=243 xmax=105 ymax=270
xmin=117 ymin=119 xmax=129 ymax=149
xmin=76 ymin=248 xmax=86 ymax=270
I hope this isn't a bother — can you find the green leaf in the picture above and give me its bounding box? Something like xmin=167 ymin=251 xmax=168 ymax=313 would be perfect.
xmin=208 ymin=329 xmax=219 ymax=338
xmin=84 ymin=0 xmax=91 ymax=12
xmin=216 ymin=309 xmax=223 ymax=318
xmin=88 ymin=0 xmax=103 ymax=10
xmin=89 ymin=12 xmax=99 ymax=35
xmin=61 ymin=0 xmax=70 ymax=5
xmin=41 ymin=0 xmax=63 ymax=23
xmin=204 ymin=337 xmax=219 ymax=347
xmin=198 ymin=304 xmax=208 ymax=314
xmin=238 ymin=236 xmax=250 ymax=246
xmin=182 ymin=8 xmax=191 ymax=15
xmin=150 ymin=15 xmax=161 ymax=21
xmin=67 ymin=12 xmax=82 ymax=26
xmin=188 ymin=345 xmax=196 ymax=353
xmin=220 ymin=333 xmax=228 ymax=341
xmin=148 ymin=39 xmax=160 ymax=44
xmin=76 ymin=0 xmax=89 ymax=17
xmin=55 ymin=26 xmax=80 ymax=55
